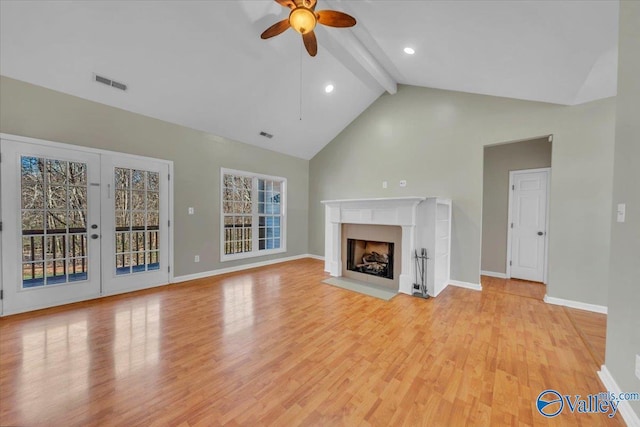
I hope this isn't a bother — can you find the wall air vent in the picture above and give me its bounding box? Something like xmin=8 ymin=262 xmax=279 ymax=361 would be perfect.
xmin=259 ymin=131 xmax=273 ymax=139
xmin=94 ymin=74 xmax=127 ymax=91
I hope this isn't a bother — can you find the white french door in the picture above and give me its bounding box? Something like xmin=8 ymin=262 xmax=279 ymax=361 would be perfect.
xmin=1 ymin=141 xmax=102 ymax=313
xmin=507 ymin=168 xmax=549 ymax=283
xmin=0 ymin=137 xmax=171 ymax=315
xmin=101 ymin=155 xmax=169 ymax=295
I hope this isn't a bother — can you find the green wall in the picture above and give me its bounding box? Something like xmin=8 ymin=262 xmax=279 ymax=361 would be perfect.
xmin=309 ymin=85 xmax=616 ymax=306
xmin=605 ymin=0 xmax=640 ymax=417
xmin=0 ymin=76 xmax=309 ymax=277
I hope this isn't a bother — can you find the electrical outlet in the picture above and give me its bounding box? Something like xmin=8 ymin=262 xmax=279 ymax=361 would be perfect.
xmin=194 ymin=255 xmax=200 ymax=263
xmin=188 ymin=207 xmax=195 ymax=215
xmin=399 ymin=180 xmax=407 ymax=187
xmin=635 ymin=354 xmax=640 ymax=380
xmin=382 ymin=181 xmax=388 ymax=189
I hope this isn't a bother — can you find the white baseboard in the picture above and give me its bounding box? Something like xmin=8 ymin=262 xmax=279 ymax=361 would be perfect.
xmin=171 ymin=254 xmax=320 ymax=284
xmin=306 ymin=254 xmax=325 ymax=261
xmin=543 ymin=294 xmax=608 ymax=314
xmin=598 ymin=365 xmax=640 ymax=427
xmin=480 ymin=270 xmax=507 ymax=279
xmin=449 ymin=280 xmax=483 ymax=291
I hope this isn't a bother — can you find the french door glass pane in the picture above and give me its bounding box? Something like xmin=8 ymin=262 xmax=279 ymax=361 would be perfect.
xmin=20 ymin=156 xmax=89 ymax=287
xmin=114 ymin=167 xmax=160 ymax=275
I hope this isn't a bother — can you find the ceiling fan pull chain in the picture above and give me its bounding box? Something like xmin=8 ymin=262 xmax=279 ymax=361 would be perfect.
xmin=299 ymin=43 xmax=303 ymax=121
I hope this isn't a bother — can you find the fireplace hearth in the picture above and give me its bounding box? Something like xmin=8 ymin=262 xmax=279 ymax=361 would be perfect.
xmin=346 ymin=239 xmax=394 ymax=280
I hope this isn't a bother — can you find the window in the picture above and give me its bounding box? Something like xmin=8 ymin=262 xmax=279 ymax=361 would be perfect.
xmin=221 ymin=168 xmax=286 ymax=261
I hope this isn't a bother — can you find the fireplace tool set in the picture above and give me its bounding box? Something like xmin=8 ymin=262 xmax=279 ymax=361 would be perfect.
xmin=412 ymin=248 xmax=429 ymax=299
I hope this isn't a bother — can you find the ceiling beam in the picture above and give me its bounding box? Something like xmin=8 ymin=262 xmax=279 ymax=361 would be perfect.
xmin=319 ymin=1 xmax=397 ymax=94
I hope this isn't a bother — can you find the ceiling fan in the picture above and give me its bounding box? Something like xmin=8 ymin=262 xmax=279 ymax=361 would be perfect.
xmin=260 ymin=0 xmax=356 ymax=57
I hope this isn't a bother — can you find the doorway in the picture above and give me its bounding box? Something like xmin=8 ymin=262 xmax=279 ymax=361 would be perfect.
xmin=0 ymin=136 xmax=172 ymax=315
xmin=481 ymin=136 xmax=552 ymax=283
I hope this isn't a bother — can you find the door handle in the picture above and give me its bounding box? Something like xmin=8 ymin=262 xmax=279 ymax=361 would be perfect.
xmin=537 ymin=231 xmax=544 ymax=236
xmin=91 ymin=234 xmax=100 ymax=240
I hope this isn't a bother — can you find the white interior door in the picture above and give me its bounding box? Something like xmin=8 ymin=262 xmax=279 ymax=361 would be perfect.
xmin=508 ymin=169 xmax=549 ymax=282
xmin=1 ymin=140 xmax=102 ymax=314
xmin=100 ymin=155 xmax=170 ymax=295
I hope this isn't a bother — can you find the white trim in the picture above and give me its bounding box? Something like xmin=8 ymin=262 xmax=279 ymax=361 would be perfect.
xmin=506 ymin=167 xmax=551 ymax=283
xmin=543 ymin=294 xmax=608 ymax=314
xmin=306 ymin=254 xmax=325 ymax=261
xmin=481 ymin=270 xmax=507 ymax=279
xmin=598 ymin=365 xmax=640 ymax=427
xmin=448 ymin=280 xmax=483 ymax=292
xmin=171 ymin=254 xmax=315 ymax=284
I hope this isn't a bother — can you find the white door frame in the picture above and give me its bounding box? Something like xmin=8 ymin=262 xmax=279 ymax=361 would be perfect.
xmin=0 ymin=133 xmax=174 ymax=315
xmin=506 ymin=167 xmax=551 ymax=283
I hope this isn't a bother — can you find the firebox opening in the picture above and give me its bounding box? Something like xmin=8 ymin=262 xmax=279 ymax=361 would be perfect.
xmin=346 ymin=239 xmax=394 ymax=280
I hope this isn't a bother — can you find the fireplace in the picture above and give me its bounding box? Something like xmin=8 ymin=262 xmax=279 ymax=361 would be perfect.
xmin=346 ymin=239 xmax=394 ymax=280
xmin=323 ymin=197 xmax=453 ymax=296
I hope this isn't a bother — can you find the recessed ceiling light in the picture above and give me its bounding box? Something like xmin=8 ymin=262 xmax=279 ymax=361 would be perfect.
xmin=325 ymin=84 xmax=334 ymax=93
xmin=403 ymin=47 xmax=415 ymax=55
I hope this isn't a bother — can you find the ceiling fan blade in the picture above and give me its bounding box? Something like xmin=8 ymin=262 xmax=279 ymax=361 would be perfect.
xmin=316 ymin=10 xmax=356 ymax=28
xmin=302 ymin=31 xmax=317 ymax=57
xmin=275 ymin=0 xmax=296 ymax=9
xmin=261 ymin=19 xmax=291 ymax=39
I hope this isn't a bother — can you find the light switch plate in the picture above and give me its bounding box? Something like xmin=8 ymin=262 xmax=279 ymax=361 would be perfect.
xmin=635 ymin=354 xmax=640 ymax=380
xmin=382 ymin=181 xmax=388 ymax=189
xmin=617 ymin=203 xmax=626 ymax=223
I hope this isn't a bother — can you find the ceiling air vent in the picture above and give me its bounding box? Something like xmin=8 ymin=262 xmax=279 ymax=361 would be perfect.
xmin=259 ymin=131 xmax=273 ymax=139
xmin=94 ymin=74 xmax=127 ymax=91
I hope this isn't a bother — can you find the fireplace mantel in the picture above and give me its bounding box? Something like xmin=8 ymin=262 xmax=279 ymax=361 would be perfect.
xmin=321 ymin=197 xmax=451 ymax=296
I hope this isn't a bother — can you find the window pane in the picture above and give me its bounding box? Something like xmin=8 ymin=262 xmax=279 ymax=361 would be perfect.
xmin=68 ymin=234 xmax=87 ymax=258
xmin=148 ymin=172 xmax=159 ymax=191
xmin=132 ymin=191 xmax=145 ymax=210
xmin=115 ymin=168 xmax=130 ymax=189
xmin=23 ymin=263 xmax=44 ymax=287
xmin=47 ymin=186 xmax=68 ymax=209
xmin=132 ymin=170 xmax=145 ymax=190
xmin=68 ymin=258 xmax=88 ymax=282
xmin=47 ymin=211 xmax=67 ymax=231
xmin=148 ymin=192 xmax=159 ymax=210
xmin=21 ymin=157 xmax=45 ymax=209
xmin=22 ymin=211 xmax=44 ymax=231
xmin=147 ymin=212 xmax=159 ymax=228
xmin=22 ymin=236 xmax=44 ymax=262
xmin=115 ymin=190 xmax=129 ymax=210
xmin=69 ymin=187 xmax=87 ymax=211
xmin=68 ymin=162 xmax=87 ymax=185
xmin=116 ymin=211 xmax=130 ymax=229
xmin=45 ymin=260 xmax=66 ymax=284
xmin=47 ymin=159 xmax=67 ymax=184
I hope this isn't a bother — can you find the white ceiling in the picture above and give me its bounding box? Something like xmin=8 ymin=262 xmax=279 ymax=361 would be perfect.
xmin=0 ymin=1 xmax=619 ymax=160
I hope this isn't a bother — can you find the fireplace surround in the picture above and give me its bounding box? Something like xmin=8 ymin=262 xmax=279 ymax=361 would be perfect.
xmin=321 ymin=197 xmax=452 ymax=296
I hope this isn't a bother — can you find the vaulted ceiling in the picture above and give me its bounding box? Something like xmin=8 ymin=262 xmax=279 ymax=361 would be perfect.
xmin=0 ymin=1 xmax=619 ymax=159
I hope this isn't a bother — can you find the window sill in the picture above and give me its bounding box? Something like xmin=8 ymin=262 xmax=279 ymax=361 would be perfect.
xmin=220 ymin=247 xmax=287 ymax=263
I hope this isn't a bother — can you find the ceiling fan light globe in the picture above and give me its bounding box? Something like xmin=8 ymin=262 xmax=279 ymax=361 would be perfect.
xmin=289 ymin=7 xmax=317 ymax=34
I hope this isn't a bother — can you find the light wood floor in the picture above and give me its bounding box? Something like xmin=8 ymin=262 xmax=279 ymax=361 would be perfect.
xmin=0 ymin=259 xmax=620 ymax=426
